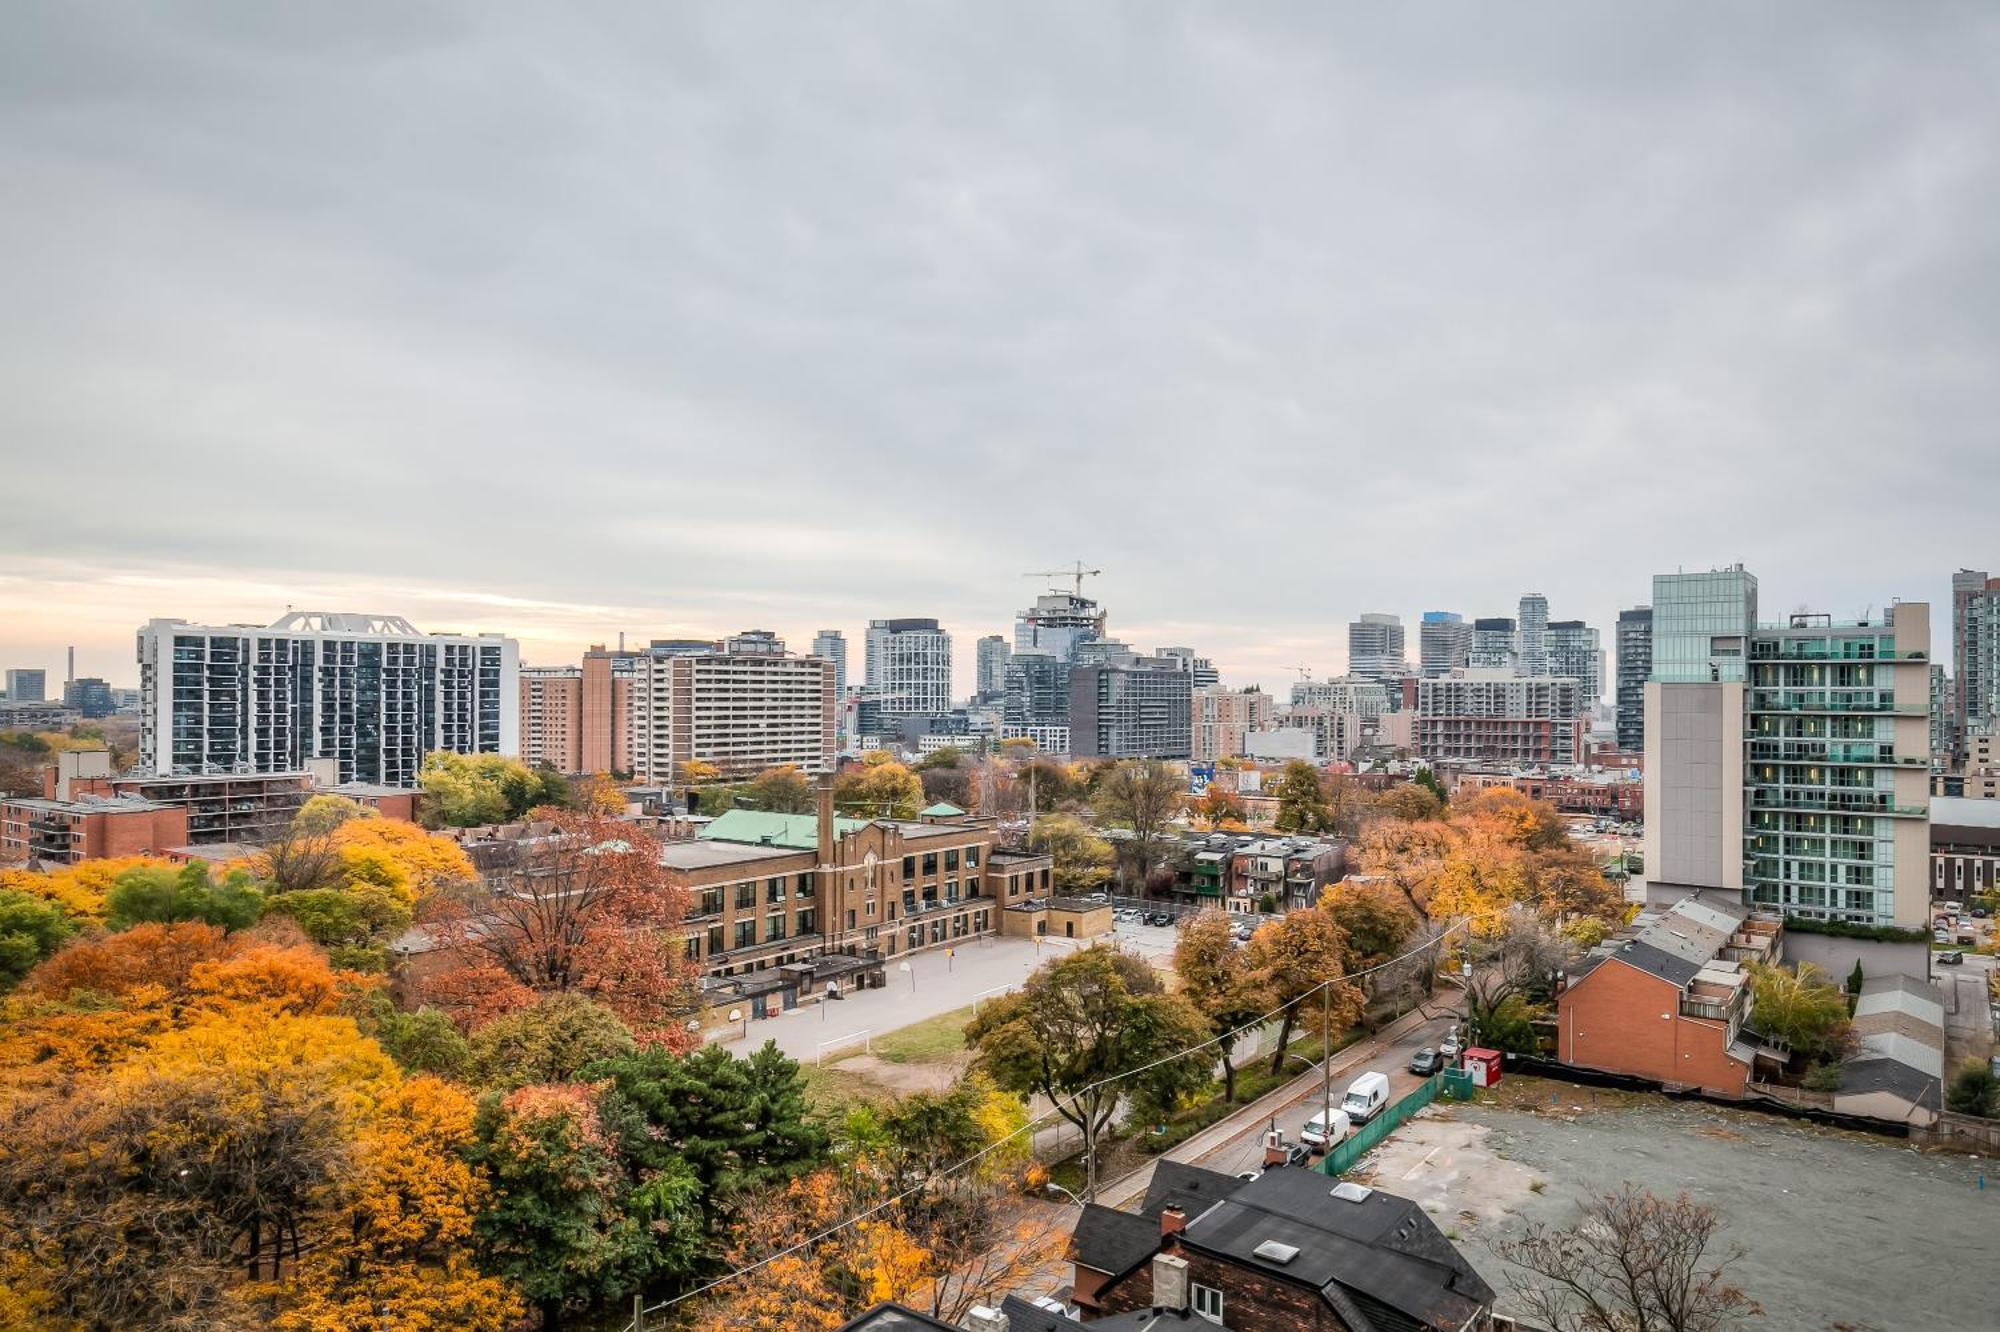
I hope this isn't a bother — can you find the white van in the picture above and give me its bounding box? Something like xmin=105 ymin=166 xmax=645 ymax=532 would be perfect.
xmin=1340 ymin=1071 xmax=1391 ymax=1124
xmin=1300 ymin=1106 xmax=1351 ymax=1150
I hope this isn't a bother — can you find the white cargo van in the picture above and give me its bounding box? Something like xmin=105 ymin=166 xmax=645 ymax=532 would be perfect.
xmin=1301 ymin=1106 xmax=1351 ymax=1150
xmin=1340 ymin=1071 xmax=1391 ymax=1124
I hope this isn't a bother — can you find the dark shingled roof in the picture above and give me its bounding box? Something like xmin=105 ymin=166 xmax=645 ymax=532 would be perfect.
xmin=1176 ymin=1170 xmax=1493 ymax=1331
xmin=1838 ymin=1054 xmax=1943 ymax=1111
xmin=1001 ymin=1295 xmax=1214 ymax=1331
xmin=837 ymin=1302 xmax=958 ymax=1330
xmin=1139 ymin=1160 xmax=1240 ymax=1222
xmin=1609 ymin=938 xmax=1705 ymax=988
xmin=1071 ymin=1203 xmax=1162 ymax=1279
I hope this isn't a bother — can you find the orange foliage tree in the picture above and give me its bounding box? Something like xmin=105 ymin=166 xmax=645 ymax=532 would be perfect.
xmin=415 ymin=812 xmax=700 ymax=1049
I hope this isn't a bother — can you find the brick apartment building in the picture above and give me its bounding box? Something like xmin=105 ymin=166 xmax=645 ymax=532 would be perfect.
xmin=1557 ymin=895 xmax=1785 ymax=1097
xmin=0 ymin=795 xmax=189 ymax=866
xmin=1449 ymin=767 xmax=1644 ymax=818
xmin=1414 ymin=670 xmax=1587 ymax=767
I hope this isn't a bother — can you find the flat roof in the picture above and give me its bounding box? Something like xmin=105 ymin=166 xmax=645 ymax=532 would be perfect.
xmin=1930 ymin=795 xmax=2000 ymax=830
xmin=658 ymin=839 xmax=807 ymax=870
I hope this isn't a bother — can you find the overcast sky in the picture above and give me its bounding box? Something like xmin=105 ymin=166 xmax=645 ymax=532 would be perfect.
xmin=4 ymin=3 xmax=1998 ymax=697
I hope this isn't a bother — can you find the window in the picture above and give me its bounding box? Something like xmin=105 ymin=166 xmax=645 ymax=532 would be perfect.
xmin=923 ymin=852 xmax=938 ymax=876
xmin=734 ymin=882 xmax=756 ymax=911
xmin=797 ymin=872 xmax=815 ymax=898
xmin=903 ymin=855 xmax=916 ymax=879
xmin=766 ymin=912 xmax=786 ymax=942
xmin=683 ymin=936 xmax=702 ymax=961
xmin=734 ymin=921 xmax=756 ymax=950
xmin=699 ymin=887 xmax=723 ymax=917
xmin=707 ymin=924 xmax=723 ymax=955
xmin=797 ymin=908 xmax=816 ymax=935
xmin=966 ymin=845 xmax=980 ymax=868
xmin=945 ymin=849 xmax=959 ymax=871
xmin=846 ymin=909 xmax=856 ymax=930
xmin=767 ymin=877 xmax=785 ymax=904
xmin=1192 ymin=1284 xmax=1223 ymax=1323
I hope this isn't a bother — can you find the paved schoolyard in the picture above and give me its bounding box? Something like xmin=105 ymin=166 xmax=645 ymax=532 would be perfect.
xmin=1356 ymin=1088 xmax=2000 ymax=1332
xmin=726 ymin=933 xmax=1090 ymax=1063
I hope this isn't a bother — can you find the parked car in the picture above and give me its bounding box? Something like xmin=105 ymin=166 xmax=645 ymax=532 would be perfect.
xmin=1145 ymin=911 xmax=1173 ymax=926
xmin=1974 ymin=906 xmax=1990 ymax=918
xmin=1934 ymin=930 xmax=1951 ymax=944
xmin=1937 ymin=950 xmax=1964 ymax=965
xmin=1438 ymin=1029 xmax=1465 ymax=1063
xmin=1340 ymin=1071 xmax=1392 ymax=1124
xmin=1231 ymin=923 xmax=1253 ymax=942
xmin=1409 ymin=1047 xmax=1443 ymax=1076
xmin=1300 ymin=1107 xmax=1351 ymax=1150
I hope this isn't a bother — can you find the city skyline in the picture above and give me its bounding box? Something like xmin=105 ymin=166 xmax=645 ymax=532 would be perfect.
xmin=6 ymin=6 xmax=1998 ymax=697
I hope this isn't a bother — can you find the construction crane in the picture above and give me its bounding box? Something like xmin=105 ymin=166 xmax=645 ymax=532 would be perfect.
xmin=1023 ymin=561 xmax=1102 ymax=598
xmin=1288 ymin=665 xmax=1316 ymax=682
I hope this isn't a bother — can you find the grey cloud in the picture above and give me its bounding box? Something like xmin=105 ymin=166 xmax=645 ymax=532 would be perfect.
xmin=4 ymin=2 xmax=1999 ymax=690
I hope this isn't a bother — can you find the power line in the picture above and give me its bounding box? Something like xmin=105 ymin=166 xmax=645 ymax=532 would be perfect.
xmin=626 ymin=910 xmax=1491 ymax=1324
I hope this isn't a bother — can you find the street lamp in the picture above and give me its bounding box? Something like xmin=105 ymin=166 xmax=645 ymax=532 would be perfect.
xmin=1044 ymin=1182 xmax=1085 ymax=1210
xmin=898 ymin=960 xmax=915 ymax=993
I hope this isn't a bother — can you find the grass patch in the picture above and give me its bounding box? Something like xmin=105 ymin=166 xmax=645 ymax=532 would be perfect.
xmin=797 ymin=1060 xmax=887 ymax=1115
xmin=869 ymin=1003 xmax=979 ymax=1065
xmin=1136 ymin=1026 xmax=1366 ymax=1156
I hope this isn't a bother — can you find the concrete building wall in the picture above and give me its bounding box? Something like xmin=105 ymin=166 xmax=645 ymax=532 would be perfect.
xmin=1647 ymin=681 xmax=1742 ymax=891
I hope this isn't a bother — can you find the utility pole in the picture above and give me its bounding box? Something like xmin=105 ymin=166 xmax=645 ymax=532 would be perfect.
xmin=1320 ymin=979 xmax=1332 ymax=1129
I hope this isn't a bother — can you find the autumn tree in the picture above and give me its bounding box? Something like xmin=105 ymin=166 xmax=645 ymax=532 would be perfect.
xmin=416 ymin=813 xmax=700 ymax=1045
xmin=1495 ymin=1184 xmax=1760 ymax=1332
xmin=1093 ymin=759 xmax=1187 ymax=889
xmin=1376 ymin=781 xmax=1444 ymax=823
xmin=469 ymin=992 xmax=637 ymax=1090
xmin=1271 ymin=760 xmax=1337 ymax=834
xmin=1317 ymin=880 xmax=1419 ymax=966
xmin=1746 ymin=962 xmax=1850 ymax=1064
xmin=1245 ymin=907 xmax=1365 ymax=1075
xmin=965 ymin=946 xmax=1209 ymax=1200
xmin=420 ymin=751 xmax=570 ymax=828
xmin=741 ymin=764 xmax=815 ymax=813
xmin=1172 ymin=911 xmax=1272 ymax=1101
xmin=1190 ymin=785 xmax=1248 ymax=829
xmin=1030 ymin=813 xmax=1114 ymax=893
xmin=1462 ymin=912 xmax=1573 ymax=1051
xmin=1018 ymin=758 xmax=1082 ymax=812
xmin=835 ymin=755 xmax=924 ymax=819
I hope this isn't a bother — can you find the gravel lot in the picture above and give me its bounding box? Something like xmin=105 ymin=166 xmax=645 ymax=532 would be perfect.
xmin=1358 ymin=1086 xmax=2000 ymax=1332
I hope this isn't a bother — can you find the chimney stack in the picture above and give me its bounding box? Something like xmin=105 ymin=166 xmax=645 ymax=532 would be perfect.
xmin=1150 ymin=1252 xmax=1190 ymax=1314
xmin=816 ymin=771 xmax=836 ymax=867
xmin=964 ymin=1306 xmax=1009 ymax=1332
xmin=1159 ymin=1204 xmax=1186 ymax=1238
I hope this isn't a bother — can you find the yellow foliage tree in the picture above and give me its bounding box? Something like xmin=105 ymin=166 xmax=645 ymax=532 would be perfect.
xmin=0 ymin=855 xmax=185 ymax=924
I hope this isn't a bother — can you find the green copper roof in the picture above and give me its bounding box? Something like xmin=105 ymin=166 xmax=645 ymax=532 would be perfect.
xmin=920 ymin=801 xmax=967 ymax=817
xmin=699 ymin=808 xmax=865 ymax=850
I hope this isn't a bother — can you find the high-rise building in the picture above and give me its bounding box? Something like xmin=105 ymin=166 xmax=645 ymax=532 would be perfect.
xmin=1014 ymin=593 xmax=1106 ymax=663
xmin=4 ymin=669 xmax=46 ymax=703
xmin=1418 ymin=612 xmax=1471 ymax=678
xmin=1069 ymin=658 xmax=1192 ymax=759
xmin=1190 ymin=685 xmax=1275 ymax=764
xmin=1516 ymin=593 xmax=1550 ymax=675
xmin=864 ymin=618 xmax=952 ymax=723
xmin=62 ymin=676 xmax=116 ymax=719
xmin=1152 ymin=646 xmax=1219 ymax=689
xmin=1346 ymin=613 xmax=1407 ymax=681
xmin=1413 ymin=670 xmax=1587 ymax=767
xmin=631 ymin=633 xmax=834 ymax=781
xmin=519 ymin=665 xmax=584 ymax=772
xmin=1931 ymin=664 xmax=1955 ymax=772
xmin=1289 ymin=677 xmax=1390 ymax=717
xmin=1545 ymin=620 xmax=1603 ymax=706
xmin=811 ymin=631 xmax=847 ymax=701
xmin=136 ymin=612 xmax=519 ymax=784
xmin=1003 ymin=650 xmax=1071 ymax=736
xmin=1951 ymin=569 xmax=2000 ymax=761
xmin=1469 ymin=618 xmax=1517 ymax=671
xmin=975 ymin=634 xmax=1011 ymax=700
xmin=1614 ymin=607 xmax=1652 ymax=752
xmin=1643 ymin=566 xmax=1930 ymax=930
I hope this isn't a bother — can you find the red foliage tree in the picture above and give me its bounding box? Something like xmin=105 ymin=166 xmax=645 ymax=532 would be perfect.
xmin=415 ymin=814 xmax=700 ymax=1050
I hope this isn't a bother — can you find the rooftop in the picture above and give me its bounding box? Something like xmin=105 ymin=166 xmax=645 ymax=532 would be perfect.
xmin=658 ymin=839 xmax=808 ymax=871
xmin=698 ymin=808 xmax=965 ymax=851
xmin=1930 ymin=795 xmax=2000 ymax=831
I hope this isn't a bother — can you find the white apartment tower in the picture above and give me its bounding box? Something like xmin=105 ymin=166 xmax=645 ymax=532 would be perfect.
xmin=1346 ymin=613 xmax=1407 ymax=681
xmin=1516 ymin=593 xmax=1550 ymax=676
xmin=137 ymin=612 xmax=519 ymax=784
xmin=976 ymin=634 xmax=1011 ymax=700
xmin=864 ymin=618 xmax=953 ymax=722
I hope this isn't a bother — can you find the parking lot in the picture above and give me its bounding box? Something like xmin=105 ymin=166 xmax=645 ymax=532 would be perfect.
xmin=1357 ymin=1084 xmax=2000 ymax=1332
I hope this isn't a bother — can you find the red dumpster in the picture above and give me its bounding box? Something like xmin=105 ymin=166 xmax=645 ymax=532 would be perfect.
xmin=1463 ymin=1047 xmax=1503 ymax=1089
